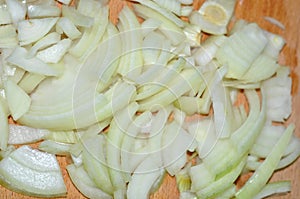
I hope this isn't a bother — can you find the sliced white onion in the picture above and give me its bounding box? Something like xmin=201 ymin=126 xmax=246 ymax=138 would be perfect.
xmin=262 ymin=66 xmax=292 ymax=122
xmin=5 ymin=0 xmax=26 ymax=25
xmin=127 ymin=156 xmax=164 ymax=199
xmin=56 ymin=17 xmax=82 ymax=40
xmin=8 ymin=124 xmax=49 ymax=145
xmin=240 ymin=53 xmax=279 ymax=83
xmin=235 ymin=124 xmax=294 ymax=198
xmin=39 ymin=140 xmax=72 ymax=155
xmin=132 ymin=0 xmax=185 ymax=27
xmin=141 ymin=18 xmax=162 ymax=36
xmin=0 ymin=4 xmax=12 ymax=25
xmin=4 ymin=79 xmax=31 ymax=120
xmin=210 ymin=66 xmax=234 ymax=138
xmin=0 ymin=24 xmax=18 ymax=48
xmin=153 ymin=0 xmax=181 ymax=15
xmin=215 ymin=23 xmax=268 ymax=79
xmin=142 ymin=31 xmax=165 ymax=65
xmin=0 ymin=97 xmax=8 ymax=150
xmin=116 ymin=5 xmax=143 ymax=78
xmin=27 ymin=5 xmax=61 ymax=18
xmin=62 ymin=5 xmax=94 ymax=28
xmin=0 ymin=1 xmax=298 ymax=198
xmin=263 ymin=31 xmax=285 ymax=59
xmin=162 ymin=122 xmax=194 ymax=175
xmin=36 ymin=38 xmax=72 ymax=64
xmin=190 ymin=163 xmax=215 ymax=192
xmin=180 ymin=5 xmax=193 ymax=17
xmin=179 ymin=0 xmax=193 ymax=5
xmin=57 ymin=0 xmax=72 ymax=5
xmin=1 ymin=47 xmax=20 ymax=77
xmin=6 ymin=46 xmax=59 ymax=76
xmin=67 ymin=164 xmax=113 ymax=199
xmin=68 ymin=6 xmax=109 ymax=60
xmin=17 ymin=17 xmax=59 ymax=46
xmin=82 ymin=135 xmax=113 ymax=195
xmin=133 ymin=4 xmax=186 ymax=46
xmin=183 ymin=24 xmax=201 ymax=47
xmin=27 ymin=32 xmax=61 ymax=58
xmin=77 ymin=0 xmax=107 ymax=17
xmin=190 ymin=0 xmax=236 ymax=35
xmin=106 ymin=102 xmax=139 ymax=190
xmin=192 ymin=35 xmax=226 ymax=66
xmin=196 ymin=158 xmax=246 ymax=198
xmin=253 ymin=181 xmax=291 ymax=199
xmin=26 ymin=0 xmax=57 ymax=6
xmin=0 ymin=146 xmax=66 ymax=197
xmin=18 ymin=73 xmax=46 ymax=94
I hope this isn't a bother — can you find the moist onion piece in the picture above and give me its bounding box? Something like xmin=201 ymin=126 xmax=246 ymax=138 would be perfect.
xmin=0 ymin=0 xmax=298 ymax=198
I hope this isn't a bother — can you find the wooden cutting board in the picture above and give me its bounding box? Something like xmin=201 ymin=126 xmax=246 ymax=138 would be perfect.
xmin=1 ymin=0 xmax=299 ymax=198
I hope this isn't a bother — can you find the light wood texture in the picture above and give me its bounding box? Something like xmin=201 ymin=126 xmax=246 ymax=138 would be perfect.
xmin=0 ymin=0 xmax=299 ymax=198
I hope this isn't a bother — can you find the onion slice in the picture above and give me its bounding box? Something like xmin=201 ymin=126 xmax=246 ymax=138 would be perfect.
xmin=17 ymin=17 xmax=59 ymax=46
xmin=0 ymin=145 xmax=66 ymax=197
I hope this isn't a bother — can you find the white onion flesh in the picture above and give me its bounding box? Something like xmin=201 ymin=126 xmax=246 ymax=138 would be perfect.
xmin=0 ymin=0 xmax=298 ymax=199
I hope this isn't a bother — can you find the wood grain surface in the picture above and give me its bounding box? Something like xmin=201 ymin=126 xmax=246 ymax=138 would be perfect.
xmin=1 ymin=0 xmax=299 ymax=198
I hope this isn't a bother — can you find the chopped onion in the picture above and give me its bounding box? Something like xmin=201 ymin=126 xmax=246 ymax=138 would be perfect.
xmin=36 ymin=38 xmax=72 ymax=63
xmin=0 ymin=1 xmax=298 ymax=198
xmin=27 ymin=5 xmax=61 ymax=18
xmin=67 ymin=164 xmax=113 ymax=199
xmin=17 ymin=17 xmax=59 ymax=46
xmin=0 ymin=145 xmax=66 ymax=197
xmin=18 ymin=73 xmax=46 ymax=94
xmin=56 ymin=17 xmax=82 ymax=40
xmin=4 ymin=79 xmax=31 ymax=120
xmin=127 ymin=156 xmax=164 ymax=199
xmin=5 ymin=0 xmax=26 ymax=25
xmin=235 ymin=124 xmax=294 ymax=198
xmin=189 ymin=0 xmax=236 ymax=35
xmin=0 ymin=97 xmax=8 ymax=150
xmin=57 ymin=0 xmax=72 ymax=5
xmin=62 ymin=5 xmax=94 ymax=28
xmin=6 ymin=46 xmax=59 ymax=76
xmin=8 ymin=124 xmax=49 ymax=145
xmin=27 ymin=32 xmax=61 ymax=58
xmin=0 ymin=4 xmax=12 ymax=25
xmin=0 ymin=24 xmax=18 ymax=48
xmin=131 ymin=0 xmax=186 ymax=27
